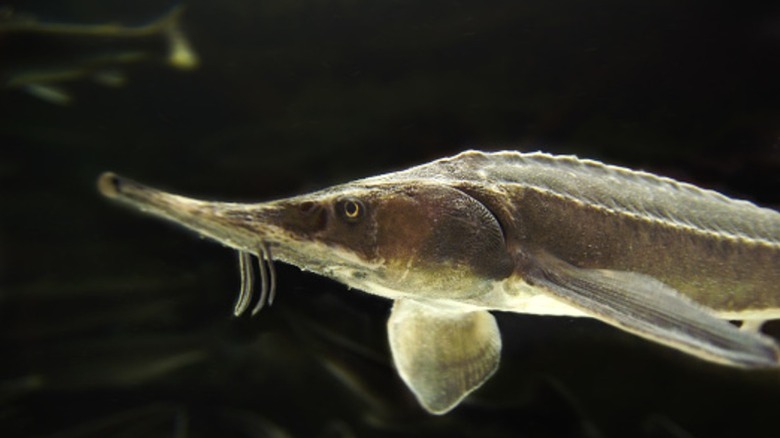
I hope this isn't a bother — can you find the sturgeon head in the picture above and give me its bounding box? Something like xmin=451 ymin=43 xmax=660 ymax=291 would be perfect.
xmin=97 ymin=172 xmax=514 ymax=304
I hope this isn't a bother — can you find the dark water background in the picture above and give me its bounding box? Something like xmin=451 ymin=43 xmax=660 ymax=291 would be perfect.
xmin=2 ymin=0 xmax=779 ymax=437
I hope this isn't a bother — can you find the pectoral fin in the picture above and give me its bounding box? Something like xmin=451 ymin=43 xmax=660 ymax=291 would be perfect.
xmin=387 ymin=299 xmax=501 ymax=414
xmin=527 ymin=252 xmax=779 ymax=368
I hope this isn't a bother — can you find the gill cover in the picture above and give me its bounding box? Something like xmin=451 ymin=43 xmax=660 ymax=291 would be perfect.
xmin=370 ymin=184 xmax=514 ymax=297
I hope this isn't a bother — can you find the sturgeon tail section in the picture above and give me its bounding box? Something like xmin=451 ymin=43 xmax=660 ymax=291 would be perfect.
xmin=154 ymin=6 xmax=199 ymax=70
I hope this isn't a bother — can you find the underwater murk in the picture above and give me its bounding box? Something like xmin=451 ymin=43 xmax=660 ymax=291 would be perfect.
xmin=1 ymin=1 xmax=779 ymax=437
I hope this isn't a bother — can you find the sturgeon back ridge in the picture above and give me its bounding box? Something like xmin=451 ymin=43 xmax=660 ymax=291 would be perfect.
xmin=358 ymin=150 xmax=780 ymax=248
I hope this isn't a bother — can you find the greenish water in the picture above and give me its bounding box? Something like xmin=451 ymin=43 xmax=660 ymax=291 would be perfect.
xmin=1 ymin=0 xmax=779 ymax=437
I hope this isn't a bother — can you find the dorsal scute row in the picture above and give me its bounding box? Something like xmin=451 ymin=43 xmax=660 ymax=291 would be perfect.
xmin=359 ymin=150 xmax=780 ymax=246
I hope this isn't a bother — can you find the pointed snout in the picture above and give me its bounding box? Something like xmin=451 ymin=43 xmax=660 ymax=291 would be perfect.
xmin=98 ymin=172 xmax=157 ymax=201
xmin=97 ymin=172 xmax=212 ymax=215
xmin=97 ymin=172 xmax=122 ymax=198
xmin=97 ymin=172 xmax=281 ymax=252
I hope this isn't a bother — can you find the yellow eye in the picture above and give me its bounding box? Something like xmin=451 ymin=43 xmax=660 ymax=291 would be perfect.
xmin=345 ymin=201 xmax=360 ymax=218
xmin=340 ymin=198 xmax=364 ymax=222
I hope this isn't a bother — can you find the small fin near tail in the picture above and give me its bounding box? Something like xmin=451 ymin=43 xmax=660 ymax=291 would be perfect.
xmin=740 ymin=320 xmax=767 ymax=333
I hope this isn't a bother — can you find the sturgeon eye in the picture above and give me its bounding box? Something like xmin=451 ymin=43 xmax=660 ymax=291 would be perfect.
xmin=338 ymin=198 xmax=364 ymax=223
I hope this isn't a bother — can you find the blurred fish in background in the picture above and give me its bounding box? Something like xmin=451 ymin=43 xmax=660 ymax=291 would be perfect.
xmin=0 ymin=5 xmax=198 ymax=105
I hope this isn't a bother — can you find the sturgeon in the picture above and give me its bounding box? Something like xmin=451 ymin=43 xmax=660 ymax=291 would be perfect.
xmin=1 ymin=6 xmax=198 ymax=105
xmin=97 ymin=150 xmax=780 ymax=414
